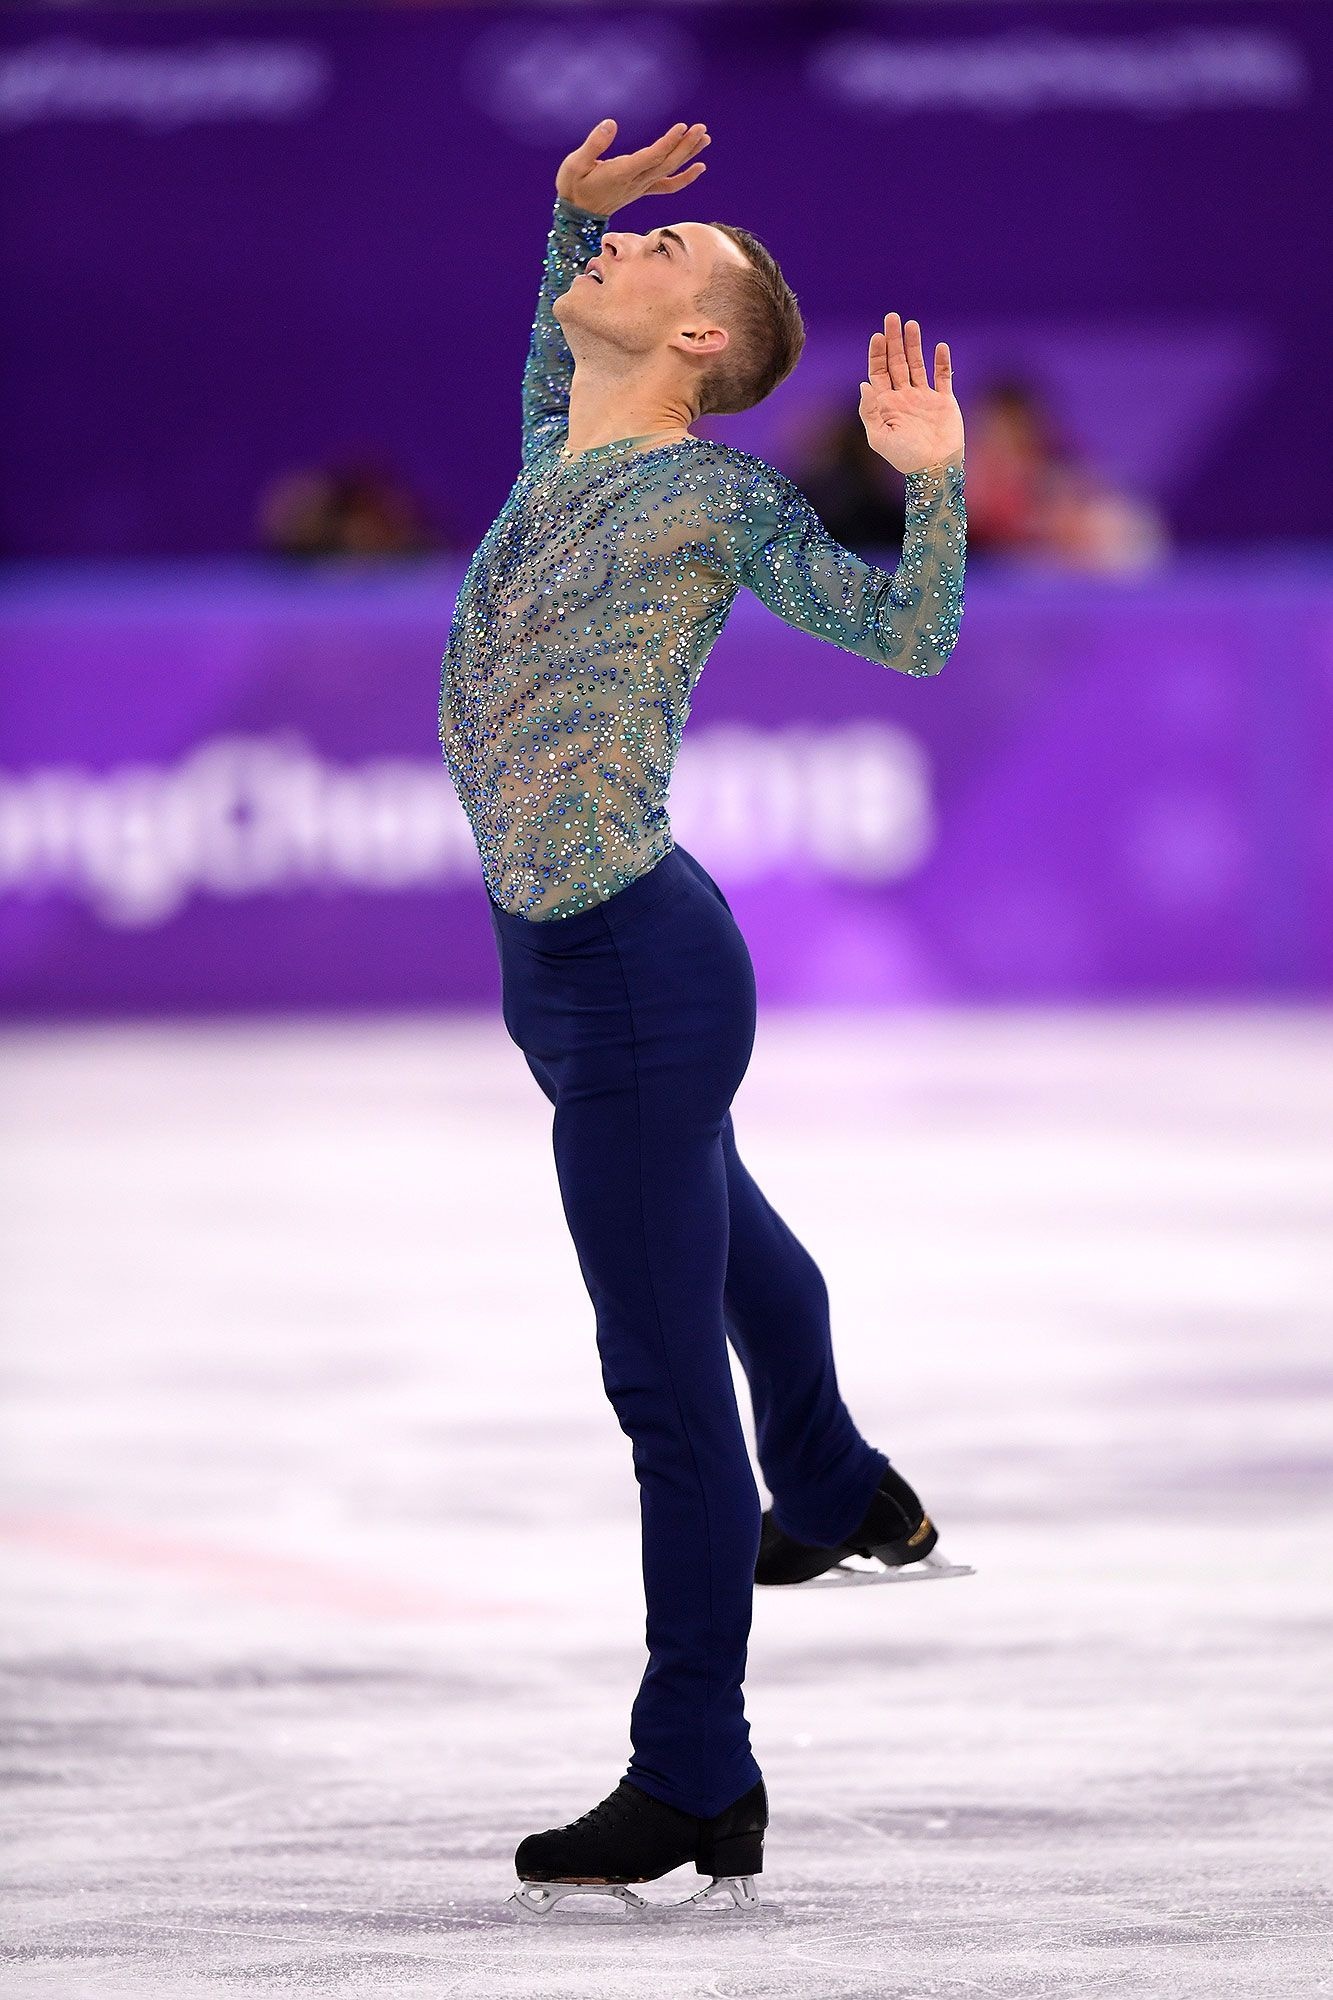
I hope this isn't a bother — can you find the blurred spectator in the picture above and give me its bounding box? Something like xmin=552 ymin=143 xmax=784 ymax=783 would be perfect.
xmin=257 ymin=454 xmax=443 ymax=562
xmin=786 ymin=407 xmax=907 ymax=552
xmin=965 ymin=375 xmax=1169 ymax=573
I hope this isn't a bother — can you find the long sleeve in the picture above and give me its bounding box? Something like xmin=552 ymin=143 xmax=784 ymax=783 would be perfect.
xmin=735 ymin=456 xmax=966 ymax=677
xmin=521 ymin=195 xmax=607 ymax=468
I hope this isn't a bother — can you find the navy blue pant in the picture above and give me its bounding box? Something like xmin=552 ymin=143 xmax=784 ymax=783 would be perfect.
xmin=488 ymin=843 xmax=887 ymax=1819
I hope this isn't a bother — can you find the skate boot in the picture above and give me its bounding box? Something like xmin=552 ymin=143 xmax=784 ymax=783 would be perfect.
xmin=755 ymin=1461 xmax=974 ymax=1588
xmin=508 ymin=1775 xmax=767 ymax=1919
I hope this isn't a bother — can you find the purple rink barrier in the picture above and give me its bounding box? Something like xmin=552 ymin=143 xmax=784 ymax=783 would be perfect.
xmin=1 ymin=558 xmax=1331 ymax=1017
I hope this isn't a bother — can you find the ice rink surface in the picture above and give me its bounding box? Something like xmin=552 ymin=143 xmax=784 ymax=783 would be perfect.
xmin=2 ymin=1006 xmax=1331 ymax=1999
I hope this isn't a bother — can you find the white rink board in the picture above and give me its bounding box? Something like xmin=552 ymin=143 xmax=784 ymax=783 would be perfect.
xmin=2 ymin=1007 xmax=1331 ymax=1998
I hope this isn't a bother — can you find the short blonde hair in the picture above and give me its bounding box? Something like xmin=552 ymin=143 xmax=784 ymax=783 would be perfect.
xmin=692 ymin=223 xmax=806 ymax=418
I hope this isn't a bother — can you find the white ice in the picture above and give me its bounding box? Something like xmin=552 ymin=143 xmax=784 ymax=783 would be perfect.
xmin=2 ymin=1006 xmax=1331 ymax=1997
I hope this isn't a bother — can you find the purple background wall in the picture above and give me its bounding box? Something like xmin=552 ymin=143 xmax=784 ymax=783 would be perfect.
xmin=2 ymin=0 xmax=1329 ymax=558
xmin=2 ymin=1 xmax=1330 ymax=1016
xmin=3 ymin=556 xmax=1331 ymax=1017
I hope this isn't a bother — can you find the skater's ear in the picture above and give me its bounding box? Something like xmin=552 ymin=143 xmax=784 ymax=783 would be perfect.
xmin=688 ymin=222 xmax=805 ymax=419
xmin=671 ymin=318 xmax=731 ymax=361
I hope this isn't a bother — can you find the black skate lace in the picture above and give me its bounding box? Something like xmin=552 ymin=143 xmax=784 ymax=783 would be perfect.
xmin=563 ymin=1788 xmax=631 ymax=1836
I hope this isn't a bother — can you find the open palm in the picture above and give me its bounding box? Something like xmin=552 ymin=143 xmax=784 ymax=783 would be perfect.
xmin=555 ymin=118 xmax=710 ymax=221
xmin=859 ymin=314 xmax=964 ymax=475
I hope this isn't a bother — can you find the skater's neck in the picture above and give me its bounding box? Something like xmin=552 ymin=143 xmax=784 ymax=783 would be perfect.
xmin=562 ymin=360 xmax=696 ymax=458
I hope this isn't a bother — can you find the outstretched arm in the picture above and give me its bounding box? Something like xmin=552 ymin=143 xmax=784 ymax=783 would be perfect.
xmin=520 ymin=197 xmax=607 ymax=467
xmin=738 ymin=313 xmax=967 ymax=675
xmin=739 ymin=454 xmax=966 ymax=677
xmin=521 ymin=117 xmax=712 ymax=467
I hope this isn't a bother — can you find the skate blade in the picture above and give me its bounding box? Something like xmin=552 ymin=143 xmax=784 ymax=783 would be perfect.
xmin=509 ymin=1880 xmax=651 ymax=1921
xmin=508 ymin=1874 xmax=766 ymax=1921
xmin=798 ymin=1549 xmax=976 ymax=1589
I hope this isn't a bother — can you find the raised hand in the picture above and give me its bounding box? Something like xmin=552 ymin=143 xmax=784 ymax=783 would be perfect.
xmin=555 ymin=118 xmax=710 ymax=221
xmin=859 ymin=314 xmax=964 ymax=476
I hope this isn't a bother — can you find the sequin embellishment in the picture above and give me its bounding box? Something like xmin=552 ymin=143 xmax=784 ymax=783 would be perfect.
xmin=439 ymin=195 xmax=966 ymax=921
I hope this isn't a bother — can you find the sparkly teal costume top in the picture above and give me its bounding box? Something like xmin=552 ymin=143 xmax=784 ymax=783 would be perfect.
xmin=439 ymin=195 xmax=967 ymax=921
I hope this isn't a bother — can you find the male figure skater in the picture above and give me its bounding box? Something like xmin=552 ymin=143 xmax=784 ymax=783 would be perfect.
xmin=438 ymin=117 xmax=967 ymax=1914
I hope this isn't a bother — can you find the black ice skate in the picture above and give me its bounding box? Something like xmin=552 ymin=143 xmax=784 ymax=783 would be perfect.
xmin=755 ymin=1461 xmax=974 ymax=1588
xmin=508 ymin=1775 xmax=768 ymax=1920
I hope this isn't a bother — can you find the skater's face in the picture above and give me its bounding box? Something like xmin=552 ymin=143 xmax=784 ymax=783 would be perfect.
xmin=555 ymin=221 xmax=748 ymax=378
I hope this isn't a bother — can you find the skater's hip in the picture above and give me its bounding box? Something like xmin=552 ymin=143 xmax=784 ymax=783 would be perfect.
xmin=487 ymin=843 xmax=741 ymax=969
xmin=489 ymin=842 xmax=755 ymax=1076
xmin=486 ymin=842 xmax=722 ymax=953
